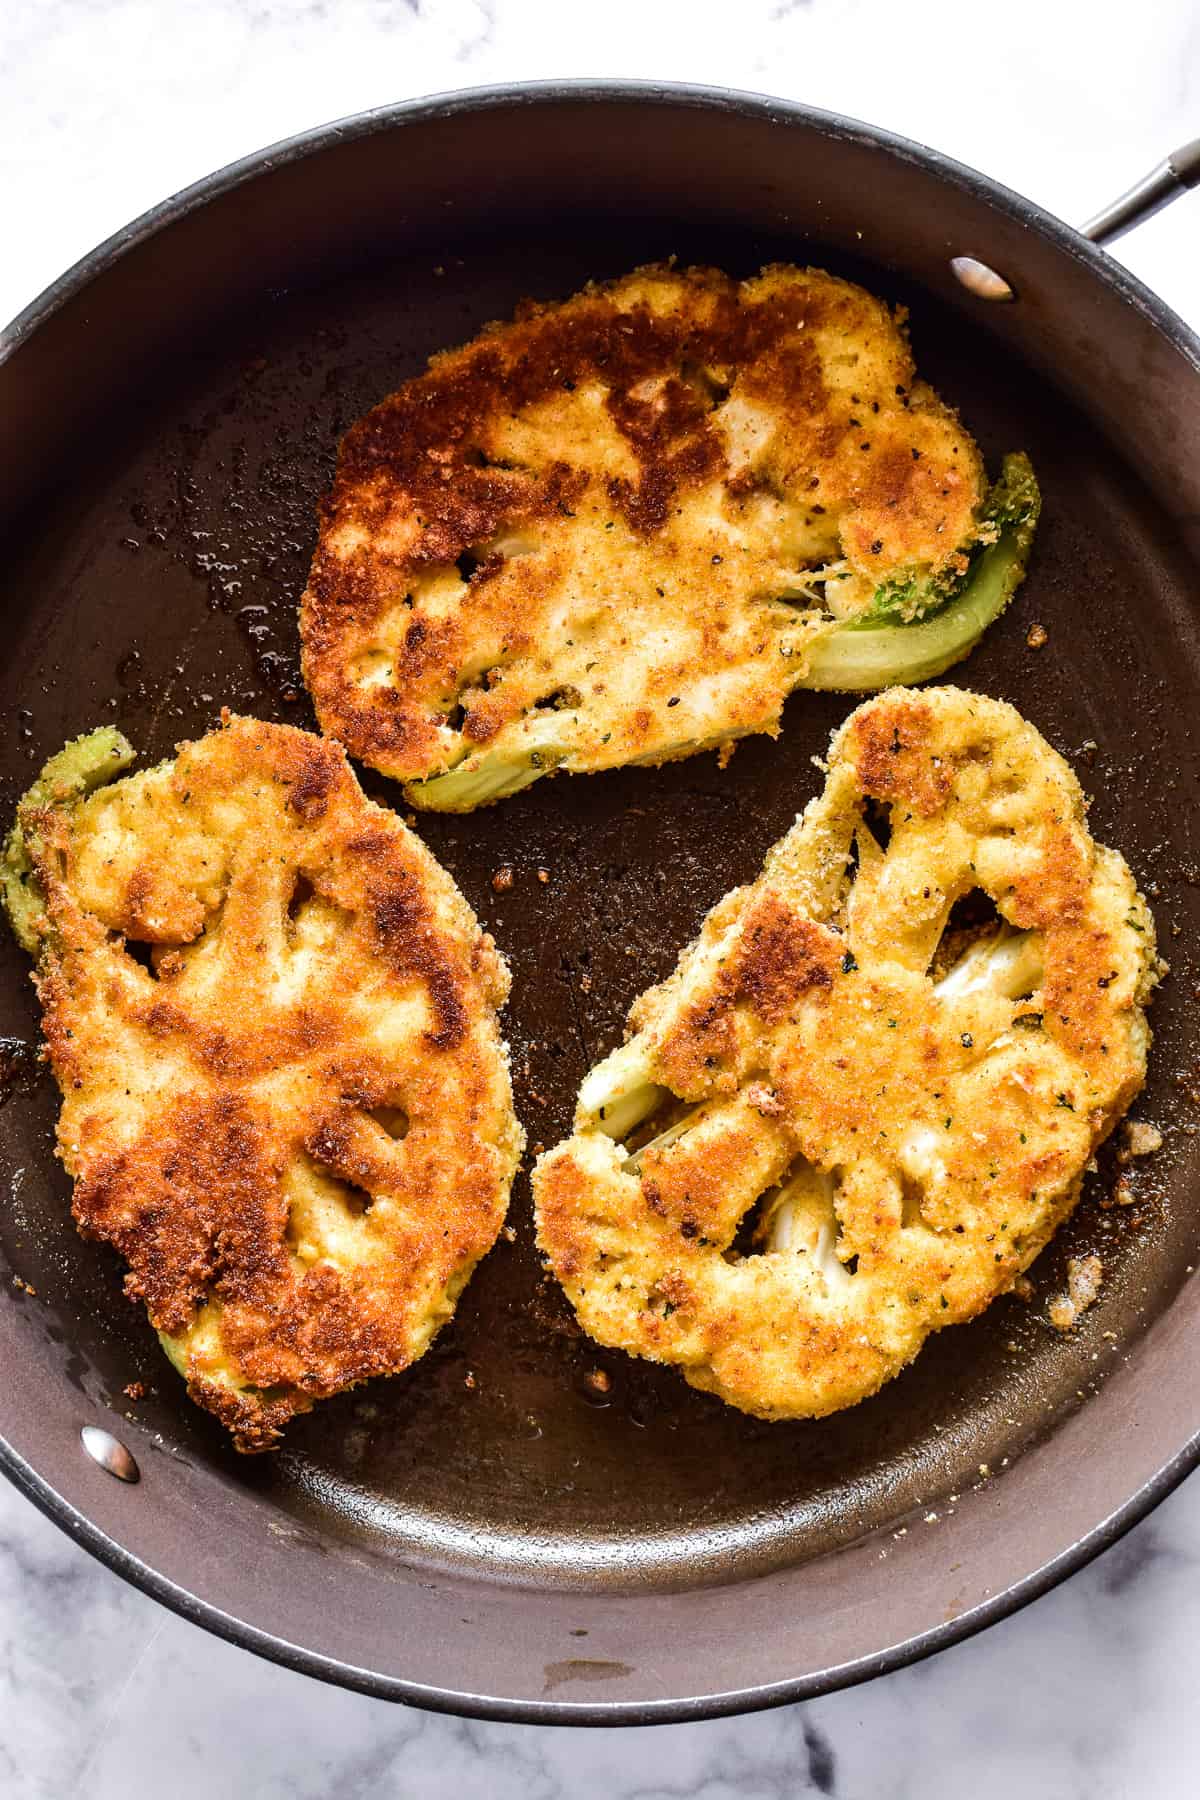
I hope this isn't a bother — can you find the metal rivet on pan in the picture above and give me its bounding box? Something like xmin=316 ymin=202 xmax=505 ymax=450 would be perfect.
xmin=80 ymin=1425 xmax=140 ymax=1483
xmin=949 ymin=256 xmax=1017 ymax=302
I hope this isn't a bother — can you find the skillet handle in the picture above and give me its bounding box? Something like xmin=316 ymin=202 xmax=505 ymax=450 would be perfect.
xmin=1083 ymin=137 xmax=1200 ymax=246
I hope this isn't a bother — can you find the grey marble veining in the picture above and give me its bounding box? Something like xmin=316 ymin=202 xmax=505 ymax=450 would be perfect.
xmin=3 ymin=2 xmax=1200 ymax=1795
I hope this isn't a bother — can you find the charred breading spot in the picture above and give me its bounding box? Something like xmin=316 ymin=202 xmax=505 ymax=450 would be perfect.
xmin=533 ymin=686 xmax=1158 ymax=1422
xmin=369 ymin=881 xmax=468 ymax=1050
xmin=655 ymin=996 xmax=742 ymax=1096
xmin=845 ymin=693 xmax=954 ymax=816
xmin=285 ymin=742 xmax=337 ymax=820
xmin=304 ymin=1112 xmax=356 ymax=1172
xmin=142 ymin=997 xmax=187 ymax=1039
xmin=123 ymin=867 xmax=158 ymax=936
xmin=731 ymin=897 xmax=838 ymax=1022
xmin=650 ymin=900 xmax=839 ymax=1094
xmin=602 ymin=370 xmax=725 ymax=536
xmin=9 ymin=715 xmax=522 ymax=1452
xmin=300 ymin=263 xmax=995 ymax=797
xmin=189 ymin=1376 xmax=298 ymax=1452
xmin=395 ymin=614 xmax=440 ymax=676
xmin=73 ymin=1094 xmax=281 ymax=1336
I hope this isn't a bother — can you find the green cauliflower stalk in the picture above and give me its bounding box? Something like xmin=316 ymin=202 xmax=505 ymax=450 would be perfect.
xmin=1 ymin=728 xmax=135 ymax=953
xmin=802 ymin=452 xmax=1041 ymax=690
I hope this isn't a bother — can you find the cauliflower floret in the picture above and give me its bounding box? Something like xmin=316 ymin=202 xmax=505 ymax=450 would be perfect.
xmin=534 ymin=686 xmax=1155 ymax=1419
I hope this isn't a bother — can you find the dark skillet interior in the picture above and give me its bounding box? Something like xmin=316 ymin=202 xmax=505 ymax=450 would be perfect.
xmin=2 ymin=212 xmax=1198 ymax=1595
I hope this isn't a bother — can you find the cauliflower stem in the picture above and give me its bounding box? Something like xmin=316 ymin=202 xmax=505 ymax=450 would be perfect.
xmin=803 ymin=453 xmax=1040 ymax=690
xmin=1 ymin=727 xmax=135 ymax=953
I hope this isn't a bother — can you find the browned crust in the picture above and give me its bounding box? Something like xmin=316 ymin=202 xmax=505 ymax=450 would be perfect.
xmin=533 ymin=687 xmax=1158 ymax=1421
xmin=24 ymin=716 xmax=521 ymax=1450
xmin=300 ymin=263 xmax=986 ymax=785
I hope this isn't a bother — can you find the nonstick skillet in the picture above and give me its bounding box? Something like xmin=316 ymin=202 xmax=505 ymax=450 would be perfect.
xmin=2 ymin=83 xmax=1200 ymax=1725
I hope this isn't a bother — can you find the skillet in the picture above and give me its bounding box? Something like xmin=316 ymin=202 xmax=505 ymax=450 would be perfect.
xmin=2 ymin=82 xmax=1200 ymax=1724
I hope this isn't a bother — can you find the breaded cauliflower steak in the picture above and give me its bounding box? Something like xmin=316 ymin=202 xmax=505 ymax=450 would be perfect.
xmin=302 ymin=263 xmax=1037 ymax=810
xmin=4 ymin=717 xmax=522 ymax=1450
xmin=534 ymin=687 xmax=1157 ymax=1420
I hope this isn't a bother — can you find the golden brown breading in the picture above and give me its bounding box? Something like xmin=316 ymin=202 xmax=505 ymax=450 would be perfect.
xmin=533 ymin=687 xmax=1158 ymax=1420
xmin=9 ymin=716 xmax=522 ymax=1450
xmin=301 ymin=263 xmax=993 ymax=805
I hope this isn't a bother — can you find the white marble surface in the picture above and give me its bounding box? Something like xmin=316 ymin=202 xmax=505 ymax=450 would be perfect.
xmin=3 ymin=2 xmax=1200 ymax=1794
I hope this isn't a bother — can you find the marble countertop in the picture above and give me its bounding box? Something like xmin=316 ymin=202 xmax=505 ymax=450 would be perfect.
xmin=3 ymin=2 xmax=1199 ymax=1795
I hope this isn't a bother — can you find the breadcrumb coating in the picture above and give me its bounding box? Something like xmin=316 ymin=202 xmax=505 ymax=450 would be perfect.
xmin=301 ymin=264 xmax=1007 ymax=807
xmin=534 ymin=687 xmax=1157 ymax=1419
xmin=6 ymin=716 xmax=522 ymax=1449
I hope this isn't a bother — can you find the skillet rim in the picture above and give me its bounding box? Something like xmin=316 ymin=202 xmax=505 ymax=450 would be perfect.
xmin=4 ymin=79 xmax=1199 ymax=375
xmin=2 ymin=77 xmax=1199 ymax=1724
